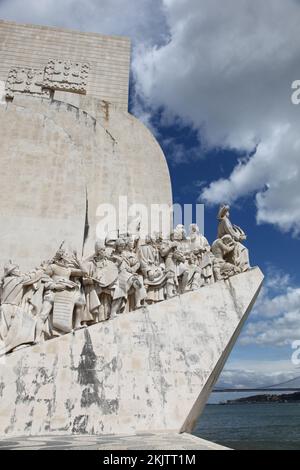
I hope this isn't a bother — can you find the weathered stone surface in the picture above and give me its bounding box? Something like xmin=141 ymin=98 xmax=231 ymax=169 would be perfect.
xmin=43 ymin=59 xmax=90 ymax=94
xmin=0 ymin=80 xmax=5 ymax=103
xmin=5 ymin=66 xmax=51 ymax=99
xmin=0 ymin=95 xmax=172 ymax=270
xmin=0 ymin=20 xmax=172 ymax=270
xmin=0 ymin=268 xmax=263 ymax=438
xmin=0 ymin=432 xmax=229 ymax=450
xmin=0 ymin=20 xmax=130 ymax=110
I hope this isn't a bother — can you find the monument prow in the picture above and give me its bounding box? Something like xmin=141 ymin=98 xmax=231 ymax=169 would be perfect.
xmin=0 ymin=267 xmax=263 ymax=438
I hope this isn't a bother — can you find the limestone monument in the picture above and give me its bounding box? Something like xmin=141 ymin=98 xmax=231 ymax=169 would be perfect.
xmin=0 ymin=19 xmax=172 ymax=271
xmin=0 ymin=20 xmax=263 ymax=446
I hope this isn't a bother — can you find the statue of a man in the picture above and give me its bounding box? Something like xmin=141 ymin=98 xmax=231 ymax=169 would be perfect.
xmin=217 ymin=205 xmax=250 ymax=272
xmin=138 ymin=235 xmax=167 ymax=303
xmin=110 ymin=238 xmax=147 ymax=317
xmin=189 ymin=223 xmax=210 ymax=252
xmin=160 ymin=226 xmax=190 ymax=297
xmin=211 ymin=235 xmax=241 ymax=280
xmin=188 ymin=224 xmax=214 ymax=285
xmin=43 ymin=245 xmax=88 ymax=334
xmin=83 ymin=240 xmax=118 ymax=322
xmin=0 ymin=262 xmax=44 ymax=354
xmin=184 ymin=251 xmax=202 ymax=291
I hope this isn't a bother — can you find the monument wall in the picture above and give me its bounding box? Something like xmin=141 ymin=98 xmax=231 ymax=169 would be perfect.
xmin=0 ymin=20 xmax=130 ymax=110
xmin=0 ymin=21 xmax=173 ymax=270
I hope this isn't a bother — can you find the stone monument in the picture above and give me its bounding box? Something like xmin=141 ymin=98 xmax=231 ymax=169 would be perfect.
xmin=0 ymin=20 xmax=172 ymax=271
xmin=0 ymin=20 xmax=263 ymax=449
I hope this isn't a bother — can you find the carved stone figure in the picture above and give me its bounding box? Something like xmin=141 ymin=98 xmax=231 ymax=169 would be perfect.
xmin=123 ymin=236 xmax=146 ymax=310
xmin=217 ymin=205 xmax=250 ymax=272
xmin=189 ymin=224 xmax=214 ymax=285
xmin=0 ymin=205 xmax=253 ymax=354
xmin=138 ymin=235 xmax=167 ymax=303
xmin=189 ymin=223 xmax=210 ymax=252
xmin=160 ymin=237 xmax=179 ymax=299
xmin=84 ymin=240 xmax=118 ymax=322
xmin=211 ymin=235 xmax=241 ymax=280
xmin=159 ymin=226 xmax=189 ymax=298
xmin=172 ymin=225 xmax=190 ymax=294
xmin=110 ymin=238 xmax=146 ymax=317
xmin=0 ymin=262 xmax=45 ymax=354
xmin=185 ymin=251 xmax=203 ymax=291
xmin=43 ymin=246 xmax=88 ymax=333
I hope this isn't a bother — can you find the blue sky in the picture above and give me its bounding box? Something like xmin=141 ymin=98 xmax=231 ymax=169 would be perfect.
xmin=1 ymin=0 xmax=300 ymax=395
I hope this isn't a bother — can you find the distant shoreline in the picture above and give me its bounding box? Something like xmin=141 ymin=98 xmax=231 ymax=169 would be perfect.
xmin=217 ymin=391 xmax=300 ymax=405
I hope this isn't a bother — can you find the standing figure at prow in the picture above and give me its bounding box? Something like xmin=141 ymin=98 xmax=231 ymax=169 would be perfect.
xmin=217 ymin=205 xmax=250 ymax=272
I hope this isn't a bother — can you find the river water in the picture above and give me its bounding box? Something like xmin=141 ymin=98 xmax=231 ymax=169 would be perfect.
xmin=194 ymin=403 xmax=300 ymax=450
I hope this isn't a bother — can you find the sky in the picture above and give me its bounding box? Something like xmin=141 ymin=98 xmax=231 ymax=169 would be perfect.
xmin=1 ymin=0 xmax=300 ymax=399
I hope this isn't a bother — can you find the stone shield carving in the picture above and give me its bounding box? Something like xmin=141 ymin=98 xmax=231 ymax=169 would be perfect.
xmin=52 ymin=290 xmax=76 ymax=333
xmin=43 ymin=59 xmax=89 ymax=94
xmin=5 ymin=67 xmax=50 ymax=99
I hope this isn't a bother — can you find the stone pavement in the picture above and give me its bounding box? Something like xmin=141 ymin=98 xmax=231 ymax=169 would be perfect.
xmin=0 ymin=432 xmax=229 ymax=450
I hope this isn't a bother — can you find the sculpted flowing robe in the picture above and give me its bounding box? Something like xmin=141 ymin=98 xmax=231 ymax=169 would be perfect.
xmin=138 ymin=243 xmax=166 ymax=302
xmin=0 ymin=272 xmax=41 ymax=355
xmin=113 ymin=251 xmax=147 ymax=311
xmin=84 ymin=256 xmax=118 ymax=319
xmin=46 ymin=263 xmax=86 ymax=332
xmin=217 ymin=216 xmax=250 ymax=271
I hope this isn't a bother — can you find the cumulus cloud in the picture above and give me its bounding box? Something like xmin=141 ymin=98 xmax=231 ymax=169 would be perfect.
xmin=217 ymin=360 xmax=300 ymax=389
xmin=132 ymin=0 xmax=300 ymax=234
xmin=0 ymin=0 xmax=169 ymax=47
xmin=202 ymin=124 xmax=300 ymax=234
xmin=239 ymin=267 xmax=300 ymax=346
xmin=241 ymin=314 xmax=300 ymax=347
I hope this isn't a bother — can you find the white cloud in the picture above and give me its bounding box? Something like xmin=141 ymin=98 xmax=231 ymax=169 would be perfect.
xmin=0 ymin=0 xmax=169 ymax=47
xmin=210 ymin=360 xmax=300 ymax=402
xmin=132 ymin=0 xmax=300 ymax=234
xmin=217 ymin=360 xmax=300 ymax=389
xmin=238 ymin=267 xmax=300 ymax=346
xmin=201 ymin=124 xmax=300 ymax=234
xmin=241 ymin=315 xmax=300 ymax=347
